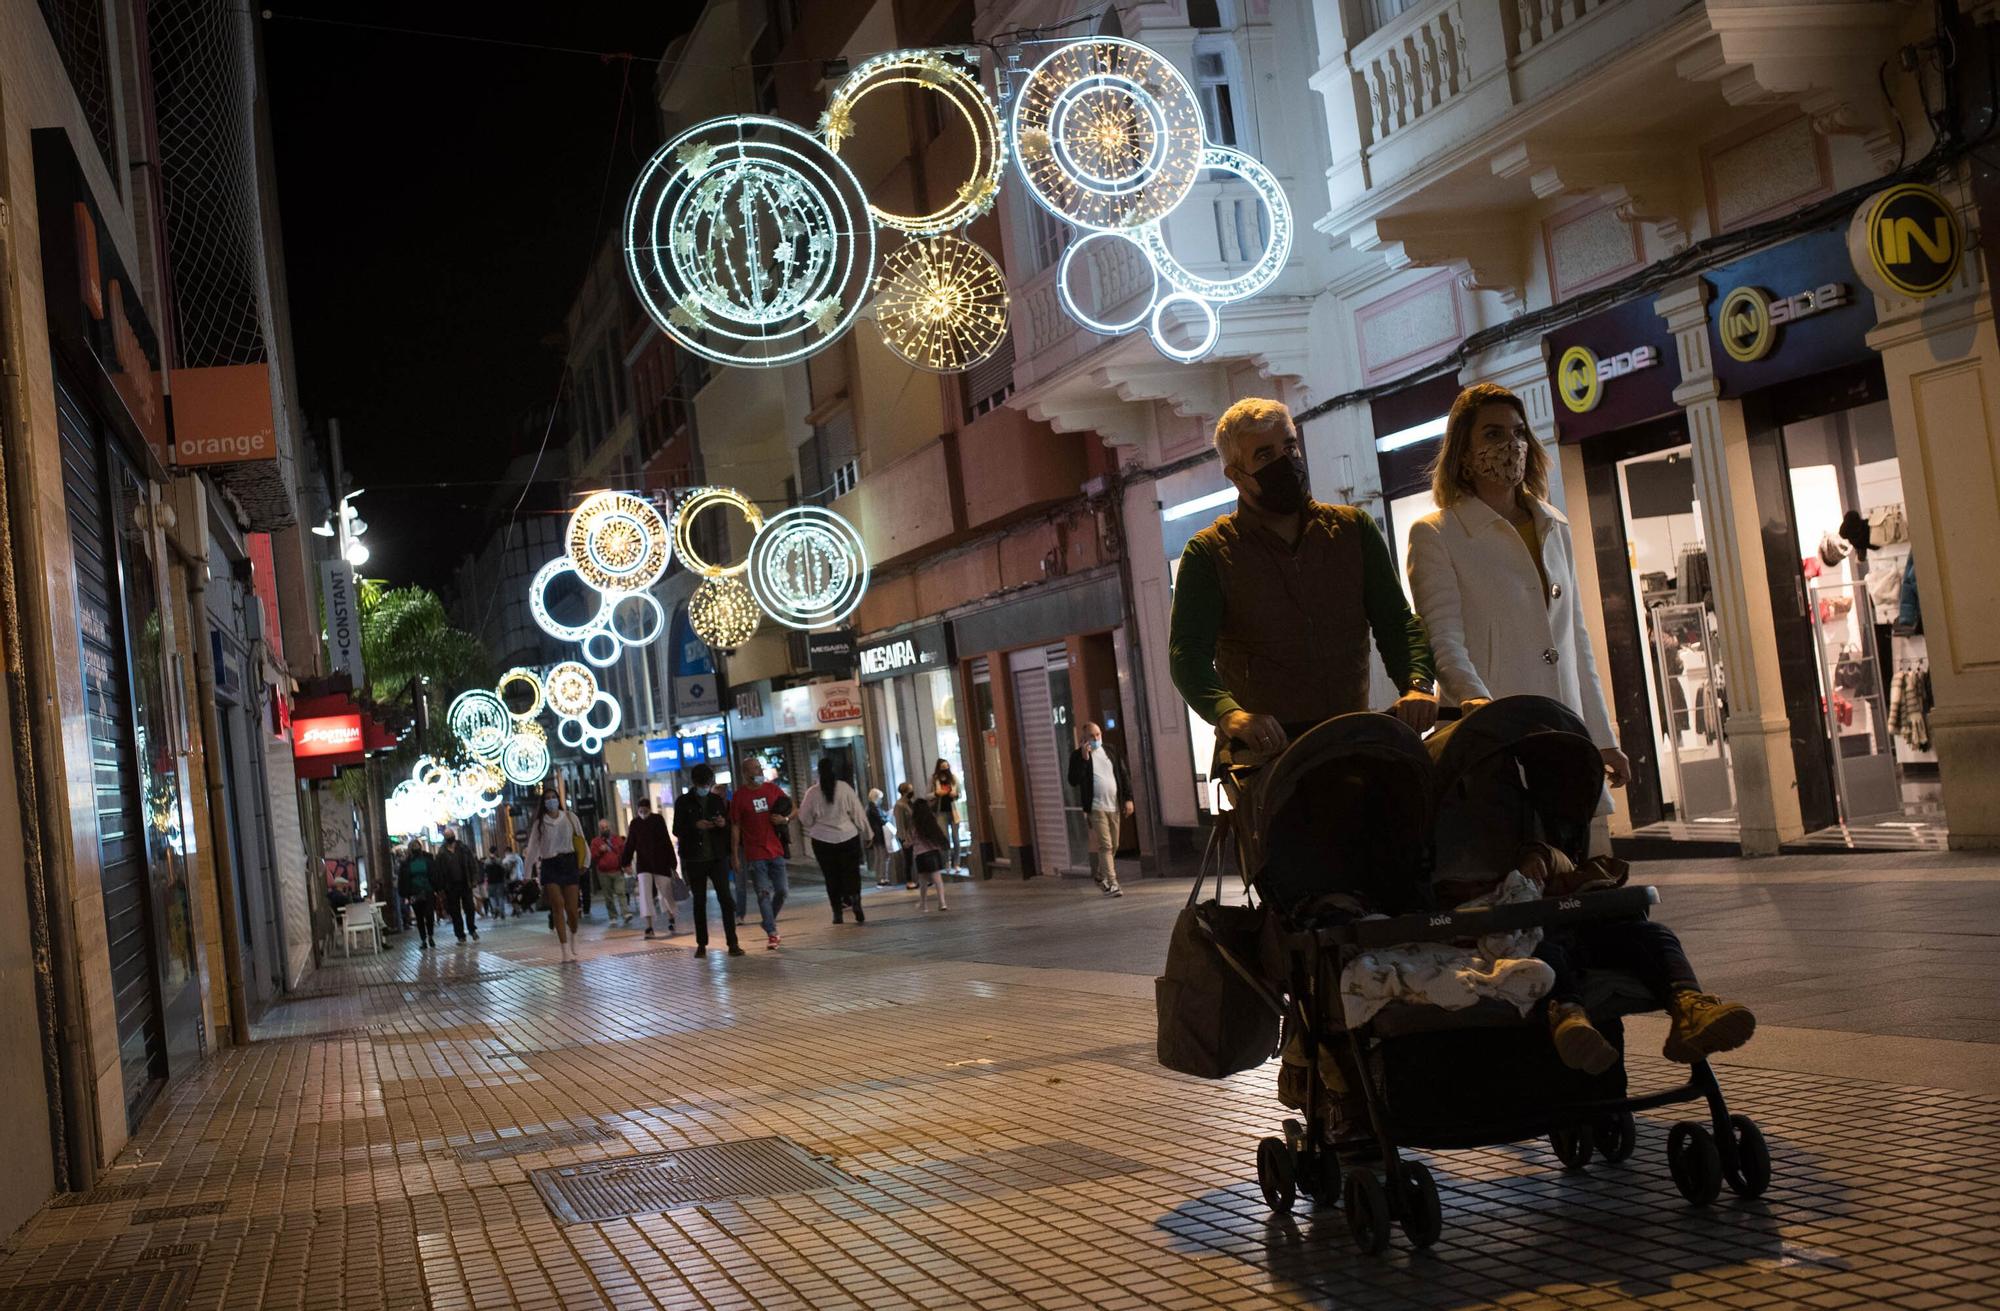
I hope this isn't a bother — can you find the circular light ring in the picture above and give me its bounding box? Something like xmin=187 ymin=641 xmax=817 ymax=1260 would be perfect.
xmin=497 ymin=667 xmax=545 ymax=721
xmin=447 ymin=690 xmax=511 ymax=760
xmin=580 ymin=734 xmax=604 ymax=756
xmin=500 ymin=733 xmax=552 ymax=786
xmin=688 ymin=575 xmax=762 ymax=650
xmin=823 ymin=50 xmax=1005 ymax=235
xmin=555 ymin=715 xmax=587 ymax=748
xmin=872 ymin=235 xmax=1011 ymax=373
xmin=1057 ymin=230 xmax=1157 ymax=335
xmin=607 ymin=591 xmax=668 ymax=645
xmin=672 ymin=487 xmax=764 ymax=578
xmin=1148 ymin=292 xmax=1221 ymax=362
xmin=746 ymin=505 xmax=870 ymax=630
xmin=624 ymin=115 xmax=877 ymax=368
xmin=584 ymin=692 xmax=623 ymax=737
xmin=1011 ymin=38 xmax=1204 ymax=232
xmin=566 ymin=491 xmax=672 ymax=591
xmin=1134 ymin=146 xmax=1293 ymax=305
xmin=545 ymin=661 xmax=599 ymax=718
xmin=529 ymin=557 xmax=611 ymax=642
xmin=580 ymin=629 xmax=623 ymax=668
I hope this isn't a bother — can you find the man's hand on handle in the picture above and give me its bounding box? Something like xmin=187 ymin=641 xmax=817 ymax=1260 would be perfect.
xmin=1219 ymin=709 xmax=1288 ymax=757
xmin=1391 ymin=689 xmax=1438 ymax=734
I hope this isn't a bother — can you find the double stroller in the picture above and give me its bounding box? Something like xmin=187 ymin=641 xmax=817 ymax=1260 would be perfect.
xmin=1201 ymin=695 xmax=1770 ymax=1254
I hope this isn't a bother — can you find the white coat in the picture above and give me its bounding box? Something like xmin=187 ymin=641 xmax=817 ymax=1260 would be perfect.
xmin=1405 ymin=495 xmax=1618 ymax=748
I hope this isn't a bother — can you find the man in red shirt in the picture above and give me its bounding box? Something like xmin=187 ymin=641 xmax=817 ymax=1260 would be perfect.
xmin=589 ymin=819 xmax=632 ymax=925
xmin=729 ymin=757 xmax=790 ymax=948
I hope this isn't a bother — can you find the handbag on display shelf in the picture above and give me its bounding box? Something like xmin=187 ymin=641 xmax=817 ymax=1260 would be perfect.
xmin=1833 ymin=647 xmax=1865 ymax=693
xmin=1866 ymin=503 xmax=1908 ymax=546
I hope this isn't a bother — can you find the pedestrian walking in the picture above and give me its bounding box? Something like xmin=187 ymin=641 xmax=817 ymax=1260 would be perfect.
xmin=435 ymin=826 xmax=483 ymax=939
xmin=799 ymin=756 xmax=871 ymax=924
xmin=1066 ymin=723 xmax=1134 ymax=897
xmin=932 ymin=760 xmax=962 ymax=874
xmin=521 ymin=785 xmax=586 ymax=960
xmin=481 ymin=847 xmax=508 ymax=920
xmin=397 ymin=838 xmax=439 ymax=949
xmin=622 ymin=794 xmax=680 ymax=940
xmin=501 ymin=843 xmax=525 ymax=916
xmin=674 ymin=764 xmax=743 ymax=957
xmin=865 ymin=787 xmax=890 ymax=885
xmin=729 ymin=756 xmax=792 ymax=947
xmin=892 ymin=781 xmax=917 ymax=889
xmin=906 ymin=798 xmax=950 ymax=912
xmin=590 ymin=819 xmax=632 ymax=924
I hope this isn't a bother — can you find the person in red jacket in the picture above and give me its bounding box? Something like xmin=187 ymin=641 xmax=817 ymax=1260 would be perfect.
xmin=621 ymin=794 xmax=679 ymax=941
xmin=589 ymin=819 xmax=632 ymax=925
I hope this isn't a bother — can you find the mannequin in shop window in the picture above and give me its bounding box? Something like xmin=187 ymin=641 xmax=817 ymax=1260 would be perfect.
xmin=1406 ymin=382 xmax=1755 ymax=1074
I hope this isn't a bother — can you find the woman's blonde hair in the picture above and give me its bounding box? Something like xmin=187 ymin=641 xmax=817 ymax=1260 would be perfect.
xmin=1427 ymin=382 xmax=1548 ymax=509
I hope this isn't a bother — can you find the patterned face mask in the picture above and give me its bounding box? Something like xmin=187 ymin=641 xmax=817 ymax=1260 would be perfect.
xmin=1468 ymin=437 xmax=1528 ymax=487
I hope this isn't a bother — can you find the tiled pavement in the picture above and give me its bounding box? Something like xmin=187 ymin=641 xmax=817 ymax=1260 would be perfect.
xmin=4 ymin=859 xmax=2000 ymax=1309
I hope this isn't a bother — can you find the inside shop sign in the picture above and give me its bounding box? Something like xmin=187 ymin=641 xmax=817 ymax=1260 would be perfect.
xmin=1718 ymin=282 xmax=1850 ymax=363
xmin=1556 ymin=344 xmax=1659 ymax=414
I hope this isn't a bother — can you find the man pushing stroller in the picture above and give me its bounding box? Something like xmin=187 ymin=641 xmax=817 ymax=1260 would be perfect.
xmin=1169 ymin=396 xmax=1755 ymax=1091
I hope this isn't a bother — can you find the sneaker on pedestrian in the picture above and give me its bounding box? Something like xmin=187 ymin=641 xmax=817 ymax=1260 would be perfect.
xmin=727 ymin=944 xmax=747 ymax=957
xmin=767 ymin=933 xmax=780 ymax=950
xmin=852 ymin=902 xmax=866 ymax=924
xmin=643 ymin=926 xmax=655 ymax=941
xmin=1109 ymin=885 xmax=1123 ymax=897
xmin=1663 ymin=989 xmax=1756 ymax=1063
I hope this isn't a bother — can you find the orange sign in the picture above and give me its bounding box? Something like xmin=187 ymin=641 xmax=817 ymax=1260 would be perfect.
xmin=172 ymin=363 xmax=276 ymax=464
xmin=293 ymin=714 xmax=364 ymax=759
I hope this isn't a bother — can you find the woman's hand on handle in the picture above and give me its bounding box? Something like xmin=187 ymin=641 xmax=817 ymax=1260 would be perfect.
xmin=1601 ymin=746 xmax=1632 ymax=788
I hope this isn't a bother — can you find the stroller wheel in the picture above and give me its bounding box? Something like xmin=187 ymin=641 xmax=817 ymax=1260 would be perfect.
xmin=1667 ymin=1122 xmax=1723 ymax=1205
xmin=1722 ymin=1114 xmax=1771 ymax=1198
xmin=1343 ymin=1170 xmax=1391 ymax=1255
xmin=1550 ymin=1126 xmax=1594 ymax=1172
xmin=1256 ymin=1137 xmax=1297 ymax=1214
xmin=1395 ymin=1159 xmax=1443 ymax=1249
xmin=1593 ymin=1111 xmax=1637 ymax=1164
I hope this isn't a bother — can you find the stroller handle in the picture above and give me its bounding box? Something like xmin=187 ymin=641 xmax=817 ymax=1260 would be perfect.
xmin=1305 ymin=885 xmax=1660 ymax=951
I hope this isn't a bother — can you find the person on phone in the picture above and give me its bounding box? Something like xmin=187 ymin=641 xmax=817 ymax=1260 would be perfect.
xmin=674 ymin=764 xmax=744 ymax=958
xmin=1169 ymin=397 xmax=1438 ymax=759
xmin=1066 ymin=723 xmax=1133 ymax=897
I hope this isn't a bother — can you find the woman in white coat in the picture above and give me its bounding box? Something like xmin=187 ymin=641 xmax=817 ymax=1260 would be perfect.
xmin=1404 ymin=382 xmax=1630 ymax=789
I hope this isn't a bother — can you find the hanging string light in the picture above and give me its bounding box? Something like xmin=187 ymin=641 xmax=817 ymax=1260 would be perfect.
xmin=447 ymin=689 xmax=511 ymax=761
xmin=688 ymin=575 xmax=761 ymax=650
xmin=746 ymin=505 xmax=870 ymax=630
xmin=871 ymin=235 xmax=1011 ymax=373
xmin=820 ymin=49 xmax=1005 ymax=235
xmin=671 ymin=486 xmax=763 ymax=577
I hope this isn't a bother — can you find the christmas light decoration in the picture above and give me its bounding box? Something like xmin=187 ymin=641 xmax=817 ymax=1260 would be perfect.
xmin=688 ymin=575 xmax=761 ymax=650
xmin=545 ymin=662 xmax=598 ymax=718
xmin=566 ymin=491 xmax=672 ymax=592
xmin=500 ymin=731 xmax=552 ymax=786
xmin=746 ymin=505 xmax=870 ymax=630
xmin=672 ymin=486 xmax=763 ymax=577
xmin=529 ymin=557 xmax=610 ymax=643
xmin=497 ymin=667 xmax=545 ymax=721
xmin=872 ymin=235 xmax=1011 ymax=373
xmin=625 ymin=116 xmax=876 ymax=368
xmin=822 ymin=50 xmax=1005 ymax=235
xmin=1010 ymin=38 xmax=1204 ymax=232
xmin=447 ymin=690 xmax=510 ymax=760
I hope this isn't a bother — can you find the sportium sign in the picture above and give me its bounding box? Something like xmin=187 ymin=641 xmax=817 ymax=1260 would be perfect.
xmin=1848 ymin=182 xmax=1962 ymax=299
xmin=292 ymin=713 xmax=363 ymax=760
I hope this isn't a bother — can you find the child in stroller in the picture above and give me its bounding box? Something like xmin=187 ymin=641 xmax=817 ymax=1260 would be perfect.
xmin=1204 ymin=696 xmax=1768 ymax=1254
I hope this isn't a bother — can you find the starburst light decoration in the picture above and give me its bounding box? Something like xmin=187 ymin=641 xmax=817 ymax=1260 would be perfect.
xmin=545 ymin=662 xmax=598 ymax=719
xmin=872 ymin=235 xmax=1011 ymax=373
xmin=746 ymin=505 xmax=870 ymax=630
xmin=688 ymin=575 xmax=761 ymax=650
xmin=625 ymin=116 xmax=876 ymax=368
xmin=567 ymin=491 xmax=672 ymax=592
xmin=1010 ymin=38 xmax=1205 ymax=233
xmin=672 ymin=486 xmax=764 ymax=577
xmin=499 ymin=731 xmax=552 ymax=787
xmin=821 ymin=50 xmax=1005 ymax=236
xmin=447 ymin=690 xmax=510 ymax=761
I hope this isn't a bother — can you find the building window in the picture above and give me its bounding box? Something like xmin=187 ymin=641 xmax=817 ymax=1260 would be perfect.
xmin=962 ymin=334 xmax=1016 ymax=423
xmin=1186 ymin=0 xmax=1223 ymax=28
xmin=1027 ymin=200 xmax=1071 ymax=274
xmin=1194 ymin=50 xmax=1237 ymax=148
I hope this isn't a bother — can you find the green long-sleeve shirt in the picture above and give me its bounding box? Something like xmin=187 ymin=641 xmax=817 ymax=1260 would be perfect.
xmin=1169 ymin=505 xmax=1435 ymax=725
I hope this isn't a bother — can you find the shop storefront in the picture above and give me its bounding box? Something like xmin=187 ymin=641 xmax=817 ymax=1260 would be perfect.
xmin=858 ymin=623 xmax=968 ymax=866
xmin=727 ymin=679 xmax=866 ymax=800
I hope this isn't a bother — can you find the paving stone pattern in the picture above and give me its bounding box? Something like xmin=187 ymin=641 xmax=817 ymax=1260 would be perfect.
xmin=3 ymin=873 xmax=1999 ymax=1309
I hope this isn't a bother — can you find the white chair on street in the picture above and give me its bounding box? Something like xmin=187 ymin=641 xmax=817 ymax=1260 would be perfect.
xmin=340 ymin=903 xmax=384 ymax=956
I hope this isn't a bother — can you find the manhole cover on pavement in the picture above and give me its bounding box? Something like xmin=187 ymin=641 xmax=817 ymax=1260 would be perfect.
xmin=452 ymin=1124 xmax=616 ymax=1162
xmin=49 ymin=1184 xmax=150 ymax=1208
xmin=531 ymin=1136 xmax=857 ymax=1223
xmin=0 ymin=1268 xmax=191 ymax=1310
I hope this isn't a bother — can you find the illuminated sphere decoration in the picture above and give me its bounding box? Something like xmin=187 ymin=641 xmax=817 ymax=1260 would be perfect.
xmin=688 ymin=575 xmax=761 ymax=650
xmin=545 ymin=661 xmax=599 ymax=719
xmin=746 ymin=505 xmax=870 ymax=630
xmin=625 ymin=115 xmax=877 ymax=368
xmin=566 ymin=491 xmax=672 ymax=593
xmin=497 ymin=667 xmax=545 ymax=721
xmin=1011 ymin=38 xmax=1205 ymax=232
xmin=672 ymin=487 xmax=764 ymax=577
xmin=872 ymin=235 xmax=1011 ymax=373
xmin=500 ymin=732 xmax=552 ymax=787
xmin=822 ymin=50 xmax=1005 ymax=236
xmin=447 ymin=690 xmax=511 ymax=760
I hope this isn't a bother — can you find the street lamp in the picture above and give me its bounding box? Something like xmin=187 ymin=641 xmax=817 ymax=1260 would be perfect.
xmin=315 ymin=489 xmax=370 ymax=568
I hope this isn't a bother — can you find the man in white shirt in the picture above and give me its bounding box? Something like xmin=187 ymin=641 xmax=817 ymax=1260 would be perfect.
xmin=1065 ymin=722 xmax=1134 ymax=896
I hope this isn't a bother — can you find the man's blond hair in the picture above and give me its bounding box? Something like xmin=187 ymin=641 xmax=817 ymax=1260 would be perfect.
xmin=1213 ymin=397 xmax=1296 ymax=468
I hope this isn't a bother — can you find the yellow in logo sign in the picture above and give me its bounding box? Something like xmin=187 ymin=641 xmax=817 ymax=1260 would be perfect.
xmin=1878 ymin=216 xmax=1954 ymax=266
xmin=1719 ymin=286 xmax=1772 ymax=363
xmin=1558 ymin=346 xmax=1599 ymax=413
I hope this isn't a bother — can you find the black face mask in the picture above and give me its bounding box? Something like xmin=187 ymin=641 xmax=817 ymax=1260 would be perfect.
xmin=1250 ymin=453 xmax=1309 ymax=515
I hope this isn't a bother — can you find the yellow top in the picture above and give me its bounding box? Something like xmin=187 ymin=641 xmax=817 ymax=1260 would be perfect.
xmin=1514 ymin=516 xmax=1549 ymax=597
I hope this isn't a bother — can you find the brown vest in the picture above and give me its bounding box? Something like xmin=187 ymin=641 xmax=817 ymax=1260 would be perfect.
xmin=1198 ymin=501 xmax=1373 ymax=727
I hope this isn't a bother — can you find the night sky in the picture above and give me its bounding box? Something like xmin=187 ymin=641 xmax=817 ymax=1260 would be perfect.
xmin=265 ymin=5 xmax=693 ymax=591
